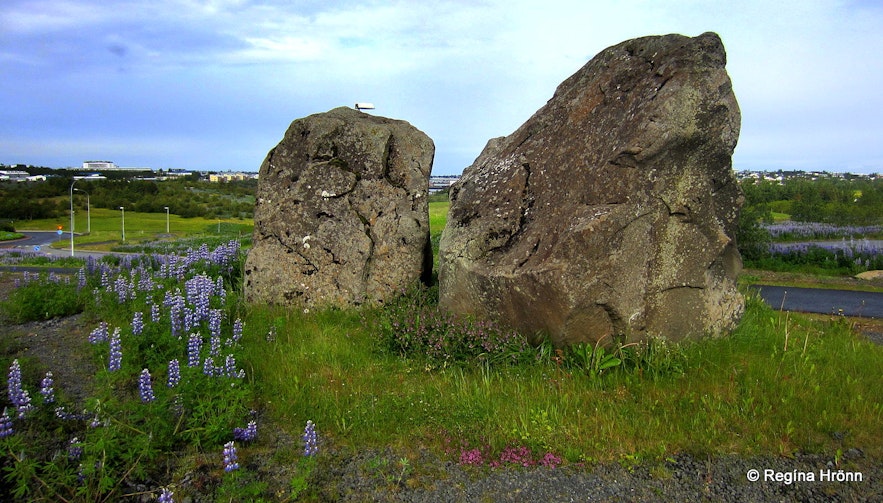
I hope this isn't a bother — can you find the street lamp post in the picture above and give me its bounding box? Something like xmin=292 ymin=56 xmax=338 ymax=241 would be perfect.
xmin=164 ymin=206 xmax=170 ymax=234
xmin=69 ymin=180 xmax=77 ymax=257
xmin=119 ymin=206 xmax=126 ymax=242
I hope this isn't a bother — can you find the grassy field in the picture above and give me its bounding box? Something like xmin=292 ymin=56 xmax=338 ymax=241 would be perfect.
xmin=17 ymin=208 xmax=252 ymax=250
xmin=240 ymin=290 xmax=883 ymax=464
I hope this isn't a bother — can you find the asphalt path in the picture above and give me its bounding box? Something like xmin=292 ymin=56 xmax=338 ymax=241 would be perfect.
xmin=752 ymin=284 xmax=883 ymax=318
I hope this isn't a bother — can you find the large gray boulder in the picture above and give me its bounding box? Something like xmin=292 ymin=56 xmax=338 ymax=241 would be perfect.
xmin=438 ymin=33 xmax=744 ymax=346
xmin=244 ymin=107 xmax=434 ymax=308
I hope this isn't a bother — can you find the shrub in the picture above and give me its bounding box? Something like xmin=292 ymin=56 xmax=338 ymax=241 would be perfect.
xmin=373 ymin=284 xmax=533 ymax=366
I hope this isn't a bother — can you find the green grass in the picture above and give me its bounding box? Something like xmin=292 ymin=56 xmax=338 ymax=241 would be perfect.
xmin=18 ymin=208 xmax=252 ymax=250
xmin=239 ymin=293 xmax=883 ymax=463
xmin=0 ymin=231 xmax=25 ymax=241
xmin=428 ymin=201 xmax=449 ymax=271
xmin=429 ymin=201 xmax=449 ymax=239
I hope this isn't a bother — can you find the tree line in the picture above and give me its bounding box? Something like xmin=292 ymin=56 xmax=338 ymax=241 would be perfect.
xmin=741 ymin=176 xmax=883 ymax=225
xmin=0 ymin=175 xmax=256 ymax=224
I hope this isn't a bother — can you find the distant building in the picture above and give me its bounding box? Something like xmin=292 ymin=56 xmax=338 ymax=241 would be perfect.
xmin=164 ymin=169 xmax=194 ymax=178
xmin=73 ymin=174 xmax=107 ymax=181
xmin=0 ymin=170 xmax=29 ymax=182
xmin=82 ymin=160 xmax=117 ymax=171
xmin=429 ymin=175 xmax=459 ymax=193
xmin=82 ymin=161 xmax=152 ymax=172
xmin=209 ymin=172 xmax=256 ymax=182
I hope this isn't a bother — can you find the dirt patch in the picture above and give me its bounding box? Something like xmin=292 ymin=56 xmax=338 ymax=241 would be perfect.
xmin=856 ymin=270 xmax=883 ymax=282
xmin=0 ymin=272 xmax=97 ymax=406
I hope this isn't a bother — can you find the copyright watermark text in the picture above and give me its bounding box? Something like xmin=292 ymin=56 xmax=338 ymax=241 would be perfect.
xmin=746 ymin=468 xmax=863 ymax=484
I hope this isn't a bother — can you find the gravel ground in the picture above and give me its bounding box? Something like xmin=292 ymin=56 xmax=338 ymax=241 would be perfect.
xmin=289 ymin=446 xmax=882 ymax=502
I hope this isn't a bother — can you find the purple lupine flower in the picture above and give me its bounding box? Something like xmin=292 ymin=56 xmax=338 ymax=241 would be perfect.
xmin=228 ymin=318 xmax=243 ymax=347
xmin=223 ymin=355 xmax=244 ymax=378
xmin=216 ymin=276 xmax=226 ymax=302
xmin=138 ymin=369 xmax=155 ymax=403
xmin=88 ymin=321 xmax=109 ymax=344
xmin=108 ymin=328 xmax=122 ymax=371
xmin=68 ymin=437 xmax=83 ymax=460
xmin=76 ymin=267 xmax=87 ymax=290
xmin=303 ymin=420 xmax=318 ymax=456
xmin=187 ymin=333 xmax=202 ymax=367
xmin=183 ymin=306 xmax=197 ymax=333
xmin=150 ymin=301 xmax=161 ymax=323
xmin=210 ymin=332 xmax=221 ymax=361
xmin=202 ymin=357 xmax=216 ymax=377
xmin=131 ymin=311 xmax=144 ymax=336
xmin=40 ymin=371 xmax=55 ymax=404
xmin=7 ymin=359 xmax=23 ymax=405
xmin=233 ymin=419 xmax=258 ymax=442
xmin=114 ymin=275 xmax=130 ymax=303
xmin=165 ymin=290 xmax=185 ymax=337
xmin=222 ymin=441 xmax=239 ymax=472
xmin=167 ymin=359 xmax=181 ymax=388
xmin=7 ymin=360 xmax=32 ymax=418
xmin=52 ymin=406 xmax=90 ymax=422
xmin=0 ymin=409 xmax=14 ymax=438
xmin=185 ymin=274 xmax=213 ymax=323
xmin=158 ymin=487 xmax=174 ymax=503
xmin=137 ymin=269 xmax=156 ymax=292
xmin=209 ymin=309 xmax=222 ymax=357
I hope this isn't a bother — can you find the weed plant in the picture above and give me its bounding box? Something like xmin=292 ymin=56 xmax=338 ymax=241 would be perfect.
xmin=370 ymin=283 xmax=534 ymax=367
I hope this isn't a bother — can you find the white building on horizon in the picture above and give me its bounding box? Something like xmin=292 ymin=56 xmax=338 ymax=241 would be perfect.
xmin=82 ymin=160 xmax=117 ymax=171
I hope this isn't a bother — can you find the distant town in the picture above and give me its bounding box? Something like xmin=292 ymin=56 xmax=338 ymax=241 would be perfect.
xmin=2 ymin=161 xmax=881 ymax=188
xmin=0 ymin=161 xmax=464 ymax=192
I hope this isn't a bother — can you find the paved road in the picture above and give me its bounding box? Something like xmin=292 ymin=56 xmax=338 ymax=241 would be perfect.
xmin=752 ymin=284 xmax=883 ymax=318
xmin=0 ymin=231 xmax=121 ymax=260
xmin=0 ymin=230 xmax=71 ymax=249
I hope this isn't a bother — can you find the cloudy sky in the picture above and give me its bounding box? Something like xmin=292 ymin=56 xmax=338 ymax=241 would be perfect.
xmin=2 ymin=0 xmax=882 ymax=175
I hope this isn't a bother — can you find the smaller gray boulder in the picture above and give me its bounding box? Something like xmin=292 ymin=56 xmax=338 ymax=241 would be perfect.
xmin=244 ymin=107 xmax=434 ymax=308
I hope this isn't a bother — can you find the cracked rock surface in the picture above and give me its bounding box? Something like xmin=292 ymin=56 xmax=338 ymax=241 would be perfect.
xmin=245 ymin=107 xmax=434 ymax=308
xmin=439 ymin=32 xmax=744 ymax=346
